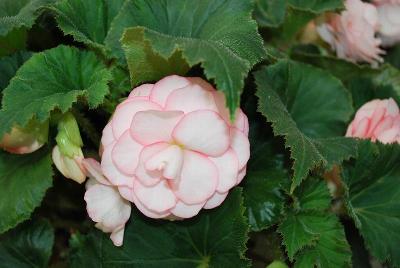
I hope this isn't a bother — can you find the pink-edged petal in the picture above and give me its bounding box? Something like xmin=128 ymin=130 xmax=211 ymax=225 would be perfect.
xmin=150 ymin=75 xmax=191 ymax=107
xmin=230 ymin=128 xmax=250 ymax=170
xmin=173 ymin=110 xmax=230 ymax=157
xmin=84 ymin=183 xmax=131 ymax=232
xmin=236 ymin=166 xmax=247 ymax=185
xmin=110 ymin=226 xmax=125 ymax=247
xmin=209 ymin=148 xmax=239 ymax=193
xmin=131 ymin=110 xmax=183 ymax=145
xmin=112 ymin=130 xmax=143 ymax=175
xmin=101 ymin=122 xmax=115 ymax=147
xmin=82 ymin=158 xmax=110 ymax=186
xmin=373 ymin=116 xmax=394 ymax=138
xmin=170 ymin=200 xmax=205 ymax=218
xmin=128 ymin=84 xmax=154 ymax=99
xmin=172 ymin=150 xmax=218 ymax=204
xmin=234 ymin=110 xmax=246 ymax=132
xmin=118 ymin=185 xmax=135 ymax=202
xmin=135 ymin=142 xmax=169 ymax=186
xmin=145 ymin=145 xmax=183 ymax=179
xmin=101 ymin=143 xmax=135 ymax=187
xmin=366 ymin=106 xmax=385 ymax=137
xmin=243 ymin=113 xmax=249 ymax=136
xmin=212 ymin=91 xmax=231 ymax=123
xmin=203 ymin=192 xmax=228 ymax=209
xmin=112 ymin=99 xmax=161 ymax=139
xmin=187 ymin=77 xmax=215 ymax=91
xmin=133 ymin=179 xmax=176 ymax=213
xmin=353 ymin=118 xmax=370 ymax=138
xmin=165 ymin=84 xmax=218 ymax=113
xmin=131 ymin=192 xmax=170 ymax=219
xmin=345 ymin=122 xmax=354 ymax=137
xmin=377 ymin=127 xmax=400 ymax=144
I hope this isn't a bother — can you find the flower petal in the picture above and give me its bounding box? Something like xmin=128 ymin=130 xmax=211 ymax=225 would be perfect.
xmin=135 ymin=142 xmax=169 ymax=186
xmin=101 ymin=143 xmax=135 ymax=187
xmin=110 ymin=226 xmax=125 ymax=247
xmin=203 ymin=191 xmax=228 ymax=209
xmin=209 ymin=148 xmax=239 ymax=193
xmin=172 ymin=150 xmax=218 ymax=204
xmin=230 ymin=128 xmax=250 ymax=170
xmin=150 ymin=75 xmax=191 ymax=107
xmin=165 ymin=83 xmax=218 ymax=113
xmin=236 ymin=166 xmax=247 ymax=185
xmin=377 ymin=127 xmax=400 ymax=144
xmin=128 ymin=84 xmax=154 ymax=99
xmin=133 ymin=179 xmax=176 ymax=213
xmin=170 ymin=200 xmax=205 ymax=218
xmin=131 ymin=192 xmax=170 ymax=218
xmin=145 ymin=145 xmax=184 ymax=179
xmin=112 ymin=130 xmax=143 ymax=175
xmin=101 ymin=122 xmax=115 ymax=147
xmin=118 ymin=185 xmax=134 ymax=202
xmin=82 ymin=158 xmax=110 ymax=186
xmin=112 ymin=99 xmax=161 ymax=139
xmin=173 ymin=110 xmax=230 ymax=157
xmin=130 ymin=110 xmax=183 ymax=145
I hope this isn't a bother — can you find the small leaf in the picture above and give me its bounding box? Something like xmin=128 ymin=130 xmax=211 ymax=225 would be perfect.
xmin=0 ymin=50 xmax=31 ymax=92
xmin=0 ymin=45 xmax=112 ymax=139
xmin=107 ymin=0 xmax=266 ymax=116
xmin=342 ymin=141 xmax=400 ymax=267
xmin=50 ymin=0 xmax=125 ymax=52
xmin=0 ymin=0 xmax=54 ymax=36
xmin=294 ymin=177 xmax=331 ymax=211
xmin=0 ymin=219 xmax=54 ymax=268
xmin=255 ymin=60 xmax=356 ymax=192
xmin=0 ymin=148 xmax=52 ymax=233
xmin=70 ymin=188 xmax=250 ymax=268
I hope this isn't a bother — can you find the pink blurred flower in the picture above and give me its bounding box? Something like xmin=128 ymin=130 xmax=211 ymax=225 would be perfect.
xmin=346 ymin=98 xmax=400 ymax=144
xmin=373 ymin=1 xmax=400 ymax=47
xmin=317 ymin=0 xmax=384 ymax=65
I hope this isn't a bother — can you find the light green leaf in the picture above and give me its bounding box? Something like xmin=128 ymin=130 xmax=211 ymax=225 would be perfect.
xmin=50 ymin=0 xmax=125 ymax=52
xmin=70 ymin=188 xmax=250 ymax=268
xmin=0 ymin=0 xmax=53 ymax=36
xmin=0 ymin=148 xmax=52 ymax=233
xmin=0 ymin=50 xmax=31 ymax=92
xmin=342 ymin=141 xmax=400 ymax=267
xmin=0 ymin=219 xmax=54 ymax=268
xmin=255 ymin=60 xmax=356 ymax=192
xmin=0 ymin=45 xmax=112 ymax=139
xmin=107 ymin=0 xmax=265 ymax=116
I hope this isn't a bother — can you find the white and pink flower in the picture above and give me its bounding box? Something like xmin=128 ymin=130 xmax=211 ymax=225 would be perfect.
xmin=373 ymin=0 xmax=400 ymax=47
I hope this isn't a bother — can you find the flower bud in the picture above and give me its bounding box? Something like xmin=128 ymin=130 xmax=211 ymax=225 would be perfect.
xmin=0 ymin=119 xmax=48 ymax=154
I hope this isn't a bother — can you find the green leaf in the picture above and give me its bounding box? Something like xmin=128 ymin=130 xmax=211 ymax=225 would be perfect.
xmin=107 ymin=0 xmax=266 ymax=116
xmin=255 ymin=60 xmax=356 ymax=192
xmin=294 ymin=177 xmax=331 ymax=211
xmin=342 ymin=141 xmax=400 ymax=267
xmin=0 ymin=148 xmax=52 ymax=233
xmin=0 ymin=28 xmax=27 ymax=57
xmin=0 ymin=0 xmax=53 ymax=36
xmin=0 ymin=50 xmax=31 ymax=92
xmin=0 ymin=45 xmax=112 ymax=139
xmin=0 ymin=219 xmax=54 ymax=268
xmin=50 ymin=0 xmax=125 ymax=52
xmin=70 ymin=188 xmax=250 ymax=268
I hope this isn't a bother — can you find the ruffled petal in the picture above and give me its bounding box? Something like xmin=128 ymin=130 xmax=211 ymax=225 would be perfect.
xmin=131 ymin=192 xmax=170 ymax=219
xmin=165 ymin=83 xmax=218 ymax=113
xmin=133 ymin=180 xmax=176 ymax=213
xmin=101 ymin=122 xmax=115 ymax=147
xmin=112 ymin=130 xmax=143 ymax=175
xmin=150 ymin=75 xmax=191 ymax=107
xmin=118 ymin=185 xmax=134 ymax=202
xmin=209 ymin=148 xmax=239 ymax=193
xmin=170 ymin=200 xmax=205 ymax=218
xmin=377 ymin=127 xmax=400 ymax=144
xmin=130 ymin=110 xmax=183 ymax=145
xmin=173 ymin=110 xmax=230 ymax=157
xmin=203 ymin=191 xmax=228 ymax=209
xmin=82 ymin=158 xmax=110 ymax=186
xmin=101 ymin=143 xmax=135 ymax=187
xmin=128 ymin=84 xmax=154 ymax=99
xmin=112 ymin=99 xmax=161 ymax=139
xmin=172 ymin=150 xmax=218 ymax=204
xmin=230 ymin=128 xmax=250 ymax=170
xmin=236 ymin=166 xmax=247 ymax=185
xmin=145 ymin=144 xmax=184 ymax=179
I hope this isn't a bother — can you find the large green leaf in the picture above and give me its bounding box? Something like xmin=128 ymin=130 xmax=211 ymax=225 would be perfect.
xmin=70 ymin=188 xmax=249 ymax=268
xmin=0 ymin=45 xmax=112 ymax=139
xmin=0 ymin=50 xmax=31 ymax=92
xmin=0 ymin=148 xmax=52 ymax=233
xmin=342 ymin=141 xmax=400 ymax=267
xmin=255 ymin=60 xmax=356 ymax=192
xmin=50 ymin=0 xmax=125 ymax=52
xmin=106 ymin=0 xmax=265 ymax=116
xmin=0 ymin=28 xmax=27 ymax=57
xmin=0 ymin=219 xmax=54 ymax=268
xmin=0 ymin=0 xmax=53 ymax=36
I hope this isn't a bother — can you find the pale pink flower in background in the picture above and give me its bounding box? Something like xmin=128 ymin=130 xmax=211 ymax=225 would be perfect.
xmin=52 ymin=146 xmax=87 ymax=184
xmin=373 ymin=1 xmax=400 ymax=47
xmin=346 ymin=98 xmax=400 ymax=144
xmin=83 ymin=159 xmax=131 ymax=246
xmin=317 ymin=0 xmax=384 ymax=65
xmin=84 ymin=75 xmax=249 ymax=243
